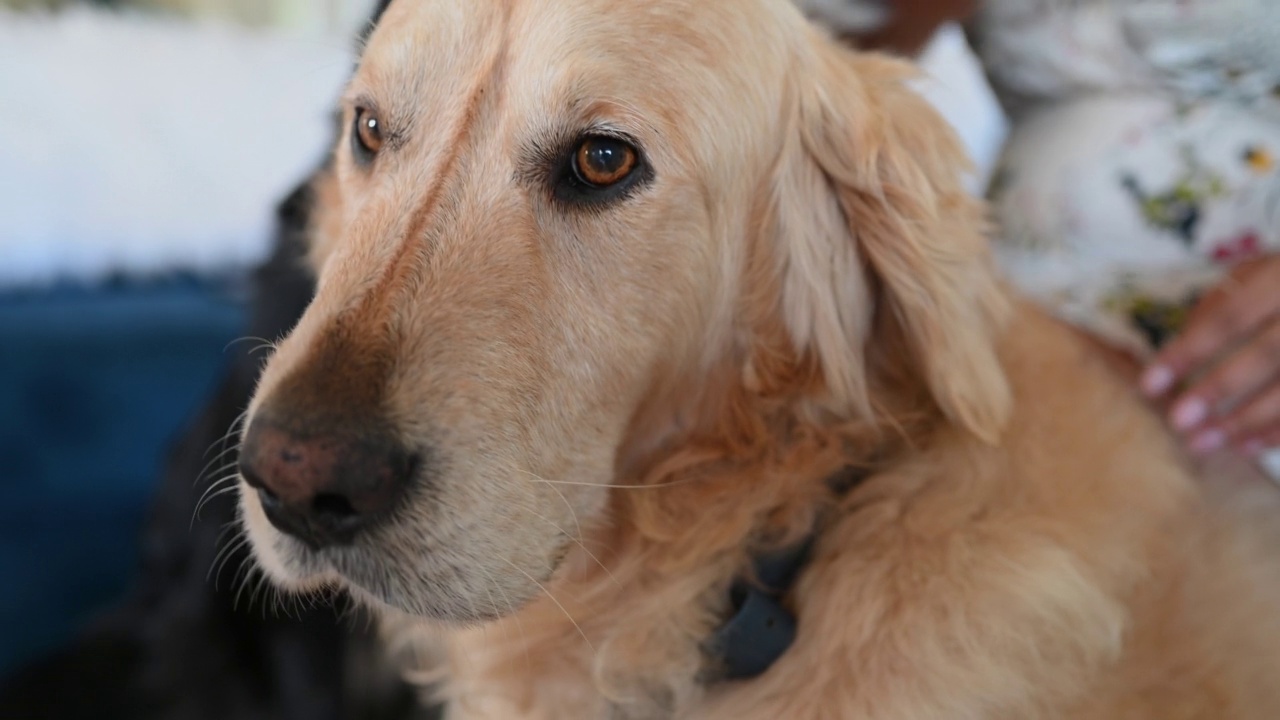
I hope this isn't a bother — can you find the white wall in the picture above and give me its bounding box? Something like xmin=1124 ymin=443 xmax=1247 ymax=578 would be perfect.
xmin=176 ymin=0 xmax=378 ymax=37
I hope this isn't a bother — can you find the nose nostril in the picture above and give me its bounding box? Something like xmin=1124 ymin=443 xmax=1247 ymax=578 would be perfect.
xmin=241 ymin=417 xmax=419 ymax=546
xmin=311 ymin=492 xmax=358 ymax=520
xmin=256 ymin=487 xmax=282 ymax=509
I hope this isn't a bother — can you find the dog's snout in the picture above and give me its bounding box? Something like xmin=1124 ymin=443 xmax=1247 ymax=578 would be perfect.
xmin=239 ymin=418 xmax=416 ymax=548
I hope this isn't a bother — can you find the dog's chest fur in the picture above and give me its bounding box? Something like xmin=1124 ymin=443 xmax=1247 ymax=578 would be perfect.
xmin=421 ymin=559 xmax=736 ymax=719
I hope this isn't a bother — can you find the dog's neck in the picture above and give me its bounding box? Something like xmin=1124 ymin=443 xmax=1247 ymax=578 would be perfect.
xmin=416 ymin=352 xmax=939 ymax=715
xmin=411 ymin=309 xmax=959 ymax=716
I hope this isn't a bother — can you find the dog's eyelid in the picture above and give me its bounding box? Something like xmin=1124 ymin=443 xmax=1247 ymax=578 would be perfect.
xmin=345 ymin=91 xmax=381 ymax=116
xmin=345 ymin=96 xmax=400 ymax=137
xmin=581 ymin=123 xmax=635 ymax=141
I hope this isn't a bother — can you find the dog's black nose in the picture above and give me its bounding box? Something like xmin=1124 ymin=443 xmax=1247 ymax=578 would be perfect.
xmin=238 ymin=418 xmax=416 ymax=548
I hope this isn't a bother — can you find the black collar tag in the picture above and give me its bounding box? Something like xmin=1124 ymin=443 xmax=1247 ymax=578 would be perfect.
xmin=704 ymin=464 xmax=870 ymax=682
xmin=705 ymin=538 xmax=812 ymax=681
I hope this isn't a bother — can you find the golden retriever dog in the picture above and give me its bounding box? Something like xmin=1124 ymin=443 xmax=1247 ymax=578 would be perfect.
xmin=236 ymin=0 xmax=1280 ymax=717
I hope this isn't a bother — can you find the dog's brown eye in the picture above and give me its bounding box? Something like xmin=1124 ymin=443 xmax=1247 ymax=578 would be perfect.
xmin=551 ymin=133 xmax=649 ymax=207
xmin=353 ymin=107 xmax=384 ymax=161
xmin=573 ymin=137 xmax=637 ymax=187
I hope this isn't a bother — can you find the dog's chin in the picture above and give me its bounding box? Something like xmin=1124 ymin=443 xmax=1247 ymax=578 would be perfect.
xmin=328 ymin=549 xmax=533 ymax=625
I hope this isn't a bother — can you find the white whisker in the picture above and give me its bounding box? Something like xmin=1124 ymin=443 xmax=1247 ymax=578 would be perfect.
xmin=191 ymin=473 xmax=244 ymax=528
xmin=209 ymin=533 xmax=251 ymax=587
xmin=515 ymin=467 xmax=582 ymax=539
xmin=200 ymin=409 xmax=249 ymax=459
xmin=475 ymin=562 xmax=534 ymax=675
xmin=193 ymin=444 xmax=242 ymax=488
xmin=194 ymin=411 xmax=249 ymax=487
xmin=231 ymin=554 xmax=263 ymax=613
xmin=500 ymin=557 xmax=595 ymax=655
xmin=223 ymin=335 xmax=276 ymax=354
xmin=522 ymin=506 xmax=621 ymax=589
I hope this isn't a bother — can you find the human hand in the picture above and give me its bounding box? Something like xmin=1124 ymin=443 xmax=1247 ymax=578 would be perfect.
xmin=1141 ymin=255 xmax=1280 ymax=455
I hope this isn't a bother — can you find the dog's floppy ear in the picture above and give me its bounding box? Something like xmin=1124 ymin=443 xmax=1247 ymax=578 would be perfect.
xmin=771 ymin=40 xmax=1010 ymax=442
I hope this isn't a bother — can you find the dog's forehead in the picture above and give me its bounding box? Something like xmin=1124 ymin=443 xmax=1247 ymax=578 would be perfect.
xmin=358 ymin=0 xmax=783 ymax=124
xmin=356 ymin=0 xmax=506 ymax=112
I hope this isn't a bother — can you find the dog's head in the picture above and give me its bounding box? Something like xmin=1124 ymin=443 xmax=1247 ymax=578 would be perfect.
xmin=238 ymin=0 xmax=1008 ymax=622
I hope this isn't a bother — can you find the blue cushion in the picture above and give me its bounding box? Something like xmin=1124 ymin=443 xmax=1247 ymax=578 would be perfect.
xmin=0 ymin=275 xmax=247 ymax=674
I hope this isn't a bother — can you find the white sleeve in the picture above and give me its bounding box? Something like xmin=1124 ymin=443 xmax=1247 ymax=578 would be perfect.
xmin=910 ymin=25 xmax=1010 ymax=195
xmin=792 ymin=0 xmax=891 ymax=35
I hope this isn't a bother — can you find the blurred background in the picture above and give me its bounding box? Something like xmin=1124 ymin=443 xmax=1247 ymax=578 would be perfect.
xmin=2 ymin=0 xmax=372 ymax=35
xmin=0 ymin=0 xmax=380 ymax=677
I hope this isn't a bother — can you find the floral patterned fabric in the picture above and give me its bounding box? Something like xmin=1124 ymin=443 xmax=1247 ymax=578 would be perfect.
xmin=974 ymin=0 xmax=1280 ymax=474
xmin=973 ymin=0 xmax=1280 ymax=359
xmin=972 ymin=0 xmax=1280 ymax=115
xmin=989 ymin=96 xmax=1280 ymax=357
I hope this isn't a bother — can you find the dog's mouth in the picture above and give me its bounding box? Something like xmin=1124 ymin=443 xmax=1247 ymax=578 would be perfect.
xmin=265 ymin=533 xmax=501 ymax=622
xmin=245 ymin=483 xmax=567 ymax=624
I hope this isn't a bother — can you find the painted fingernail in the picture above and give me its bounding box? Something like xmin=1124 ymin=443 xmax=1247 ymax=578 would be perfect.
xmin=1141 ymin=365 xmax=1175 ymax=396
xmin=1171 ymin=398 xmax=1209 ymax=431
xmin=1189 ymin=429 xmax=1225 ymax=454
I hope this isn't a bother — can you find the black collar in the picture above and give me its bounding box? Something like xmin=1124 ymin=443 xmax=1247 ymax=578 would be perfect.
xmin=705 ymin=465 xmax=870 ymax=681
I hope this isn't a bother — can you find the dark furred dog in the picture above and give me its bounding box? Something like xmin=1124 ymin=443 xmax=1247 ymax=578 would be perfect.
xmin=0 ymin=3 xmax=434 ymax=718
xmin=0 ymin=182 xmax=427 ymax=720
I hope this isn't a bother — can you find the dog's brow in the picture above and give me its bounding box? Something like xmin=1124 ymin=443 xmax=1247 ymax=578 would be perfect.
xmin=356 ymin=5 xmax=513 ymax=321
xmin=295 ymin=1 xmax=516 ymax=412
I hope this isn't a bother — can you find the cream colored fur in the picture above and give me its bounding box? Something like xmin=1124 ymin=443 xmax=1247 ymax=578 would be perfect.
xmin=238 ymin=1 xmax=1280 ymax=717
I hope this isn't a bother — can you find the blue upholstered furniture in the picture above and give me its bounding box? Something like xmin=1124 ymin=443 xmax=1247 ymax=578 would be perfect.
xmin=0 ymin=275 xmax=247 ymax=674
